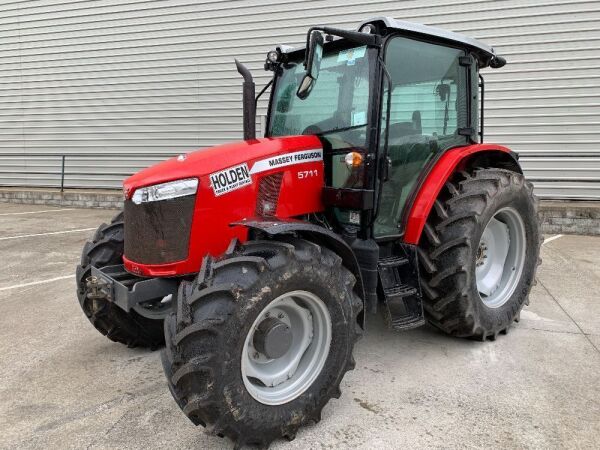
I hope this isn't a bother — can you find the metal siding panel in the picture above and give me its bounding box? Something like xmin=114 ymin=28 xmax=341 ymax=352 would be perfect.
xmin=0 ymin=0 xmax=598 ymax=197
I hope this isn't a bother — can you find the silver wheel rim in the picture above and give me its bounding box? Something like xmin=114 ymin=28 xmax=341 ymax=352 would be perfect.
xmin=476 ymin=207 xmax=526 ymax=308
xmin=241 ymin=290 xmax=332 ymax=405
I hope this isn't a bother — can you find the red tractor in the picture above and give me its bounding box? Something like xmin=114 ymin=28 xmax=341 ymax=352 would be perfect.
xmin=77 ymin=18 xmax=541 ymax=448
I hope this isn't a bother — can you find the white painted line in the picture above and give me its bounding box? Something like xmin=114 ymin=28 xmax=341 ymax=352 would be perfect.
xmin=0 ymin=227 xmax=95 ymax=241
xmin=0 ymin=274 xmax=74 ymax=292
xmin=543 ymin=234 xmax=563 ymax=245
xmin=0 ymin=208 xmax=76 ymax=216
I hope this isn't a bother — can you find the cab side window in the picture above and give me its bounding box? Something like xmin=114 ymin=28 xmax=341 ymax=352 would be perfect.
xmin=375 ymin=36 xmax=469 ymax=237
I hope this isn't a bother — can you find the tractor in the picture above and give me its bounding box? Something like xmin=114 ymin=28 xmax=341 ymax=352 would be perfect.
xmin=77 ymin=17 xmax=541 ymax=448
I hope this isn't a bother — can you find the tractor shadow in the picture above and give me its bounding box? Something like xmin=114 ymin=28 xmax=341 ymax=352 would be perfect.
xmin=354 ymin=309 xmax=512 ymax=367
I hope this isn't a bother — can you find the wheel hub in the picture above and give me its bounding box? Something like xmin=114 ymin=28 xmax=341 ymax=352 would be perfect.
xmin=253 ymin=316 xmax=293 ymax=359
xmin=476 ymin=242 xmax=488 ymax=267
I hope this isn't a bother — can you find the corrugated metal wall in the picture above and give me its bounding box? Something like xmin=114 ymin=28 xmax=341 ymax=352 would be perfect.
xmin=0 ymin=0 xmax=598 ymax=198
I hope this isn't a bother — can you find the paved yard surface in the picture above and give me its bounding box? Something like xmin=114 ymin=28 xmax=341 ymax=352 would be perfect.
xmin=0 ymin=203 xmax=599 ymax=449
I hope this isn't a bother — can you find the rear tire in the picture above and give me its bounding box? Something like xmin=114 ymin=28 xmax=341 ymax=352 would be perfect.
xmin=418 ymin=168 xmax=542 ymax=340
xmin=162 ymin=237 xmax=362 ymax=447
xmin=76 ymin=212 xmax=165 ymax=348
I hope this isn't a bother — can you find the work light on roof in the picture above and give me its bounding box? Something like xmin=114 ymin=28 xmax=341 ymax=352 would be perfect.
xmin=359 ymin=23 xmax=376 ymax=34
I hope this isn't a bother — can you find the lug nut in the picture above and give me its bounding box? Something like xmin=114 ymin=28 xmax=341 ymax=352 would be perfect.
xmin=253 ymin=352 xmax=259 ymax=359
xmin=278 ymin=313 xmax=285 ymax=319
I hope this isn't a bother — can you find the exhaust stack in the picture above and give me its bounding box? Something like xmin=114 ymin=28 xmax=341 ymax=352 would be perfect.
xmin=235 ymin=59 xmax=256 ymax=140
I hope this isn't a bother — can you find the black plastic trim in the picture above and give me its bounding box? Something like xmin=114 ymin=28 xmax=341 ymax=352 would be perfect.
xmin=479 ymin=73 xmax=485 ymax=143
xmin=322 ymin=187 xmax=375 ymax=210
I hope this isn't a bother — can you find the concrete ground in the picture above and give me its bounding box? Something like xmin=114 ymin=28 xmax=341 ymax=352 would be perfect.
xmin=0 ymin=203 xmax=599 ymax=450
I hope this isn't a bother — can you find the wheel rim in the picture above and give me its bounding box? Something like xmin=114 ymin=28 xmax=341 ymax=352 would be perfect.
xmin=241 ymin=290 xmax=332 ymax=405
xmin=476 ymin=207 xmax=526 ymax=308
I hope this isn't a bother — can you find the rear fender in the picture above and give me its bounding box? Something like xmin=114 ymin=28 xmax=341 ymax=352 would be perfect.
xmin=233 ymin=218 xmax=366 ymax=327
xmin=403 ymin=144 xmax=521 ymax=245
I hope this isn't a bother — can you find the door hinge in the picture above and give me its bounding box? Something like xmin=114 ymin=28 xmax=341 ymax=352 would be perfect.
xmin=459 ymin=56 xmax=474 ymax=66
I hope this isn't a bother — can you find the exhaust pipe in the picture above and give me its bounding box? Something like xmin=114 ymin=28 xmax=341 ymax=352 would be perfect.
xmin=235 ymin=59 xmax=256 ymax=140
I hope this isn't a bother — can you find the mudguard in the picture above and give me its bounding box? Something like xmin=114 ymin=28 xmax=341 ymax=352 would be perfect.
xmin=403 ymin=144 xmax=521 ymax=245
xmin=233 ymin=217 xmax=366 ymax=326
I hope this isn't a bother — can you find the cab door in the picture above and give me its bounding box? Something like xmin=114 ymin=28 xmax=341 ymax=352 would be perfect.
xmin=375 ymin=36 xmax=471 ymax=238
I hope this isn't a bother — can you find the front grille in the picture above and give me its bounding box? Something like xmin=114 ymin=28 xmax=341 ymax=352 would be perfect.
xmin=124 ymin=195 xmax=195 ymax=265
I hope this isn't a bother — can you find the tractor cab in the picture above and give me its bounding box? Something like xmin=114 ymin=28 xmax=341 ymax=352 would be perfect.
xmin=259 ymin=18 xmax=506 ymax=242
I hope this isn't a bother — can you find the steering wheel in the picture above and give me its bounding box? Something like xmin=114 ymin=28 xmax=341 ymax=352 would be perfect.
xmin=302 ymin=124 xmax=323 ymax=135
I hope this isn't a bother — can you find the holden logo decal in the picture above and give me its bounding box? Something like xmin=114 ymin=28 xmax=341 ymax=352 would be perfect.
xmin=209 ymin=163 xmax=252 ymax=197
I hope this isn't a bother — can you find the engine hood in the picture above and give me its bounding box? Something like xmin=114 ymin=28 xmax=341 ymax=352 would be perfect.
xmin=123 ymin=135 xmax=322 ymax=197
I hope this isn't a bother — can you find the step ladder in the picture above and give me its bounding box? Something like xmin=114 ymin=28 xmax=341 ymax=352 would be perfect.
xmin=378 ymin=253 xmax=425 ymax=330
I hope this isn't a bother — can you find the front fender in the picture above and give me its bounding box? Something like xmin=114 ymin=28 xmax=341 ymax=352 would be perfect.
xmin=233 ymin=217 xmax=366 ymax=326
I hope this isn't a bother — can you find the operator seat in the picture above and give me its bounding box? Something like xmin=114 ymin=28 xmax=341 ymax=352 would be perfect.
xmin=376 ymin=111 xmax=433 ymax=233
xmin=388 ymin=110 xmax=422 ymax=140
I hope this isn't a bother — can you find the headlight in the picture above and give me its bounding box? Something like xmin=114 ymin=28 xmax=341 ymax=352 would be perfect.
xmin=131 ymin=178 xmax=198 ymax=204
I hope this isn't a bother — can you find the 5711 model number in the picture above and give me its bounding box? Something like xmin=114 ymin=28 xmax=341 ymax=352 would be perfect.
xmin=297 ymin=169 xmax=319 ymax=179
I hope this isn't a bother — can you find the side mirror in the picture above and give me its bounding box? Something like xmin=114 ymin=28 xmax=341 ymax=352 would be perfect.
xmin=297 ymin=31 xmax=324 ymax=99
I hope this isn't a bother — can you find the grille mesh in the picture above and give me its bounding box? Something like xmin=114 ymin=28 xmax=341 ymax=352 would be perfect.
xmin=124 ymin=195 xmax=195 ymax=264
xmin=256 ymin=172 xmax=283 ymax=216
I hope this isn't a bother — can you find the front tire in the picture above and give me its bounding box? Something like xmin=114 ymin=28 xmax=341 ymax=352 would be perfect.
xmin=162 ymin=237 xmax=362 ymax=447
xmin=418 ymin=168 xmax=542 ymax=340
xmin=76 ymin=212 xmax=165 ymax=348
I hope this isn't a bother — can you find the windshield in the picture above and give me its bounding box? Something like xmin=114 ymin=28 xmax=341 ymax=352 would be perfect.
xmin=269 ymin=43 xmax=373 ymax=148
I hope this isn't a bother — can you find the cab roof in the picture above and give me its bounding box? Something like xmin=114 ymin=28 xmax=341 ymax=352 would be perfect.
xmin=357 ymin=17 xmax=498 ymax=67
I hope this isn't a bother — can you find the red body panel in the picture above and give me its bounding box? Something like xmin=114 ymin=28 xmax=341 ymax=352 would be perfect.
xmin=403 ymin=143 xmax=512 ymax=245
xmin=123 ymin=136 xmax=324 ymax=276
